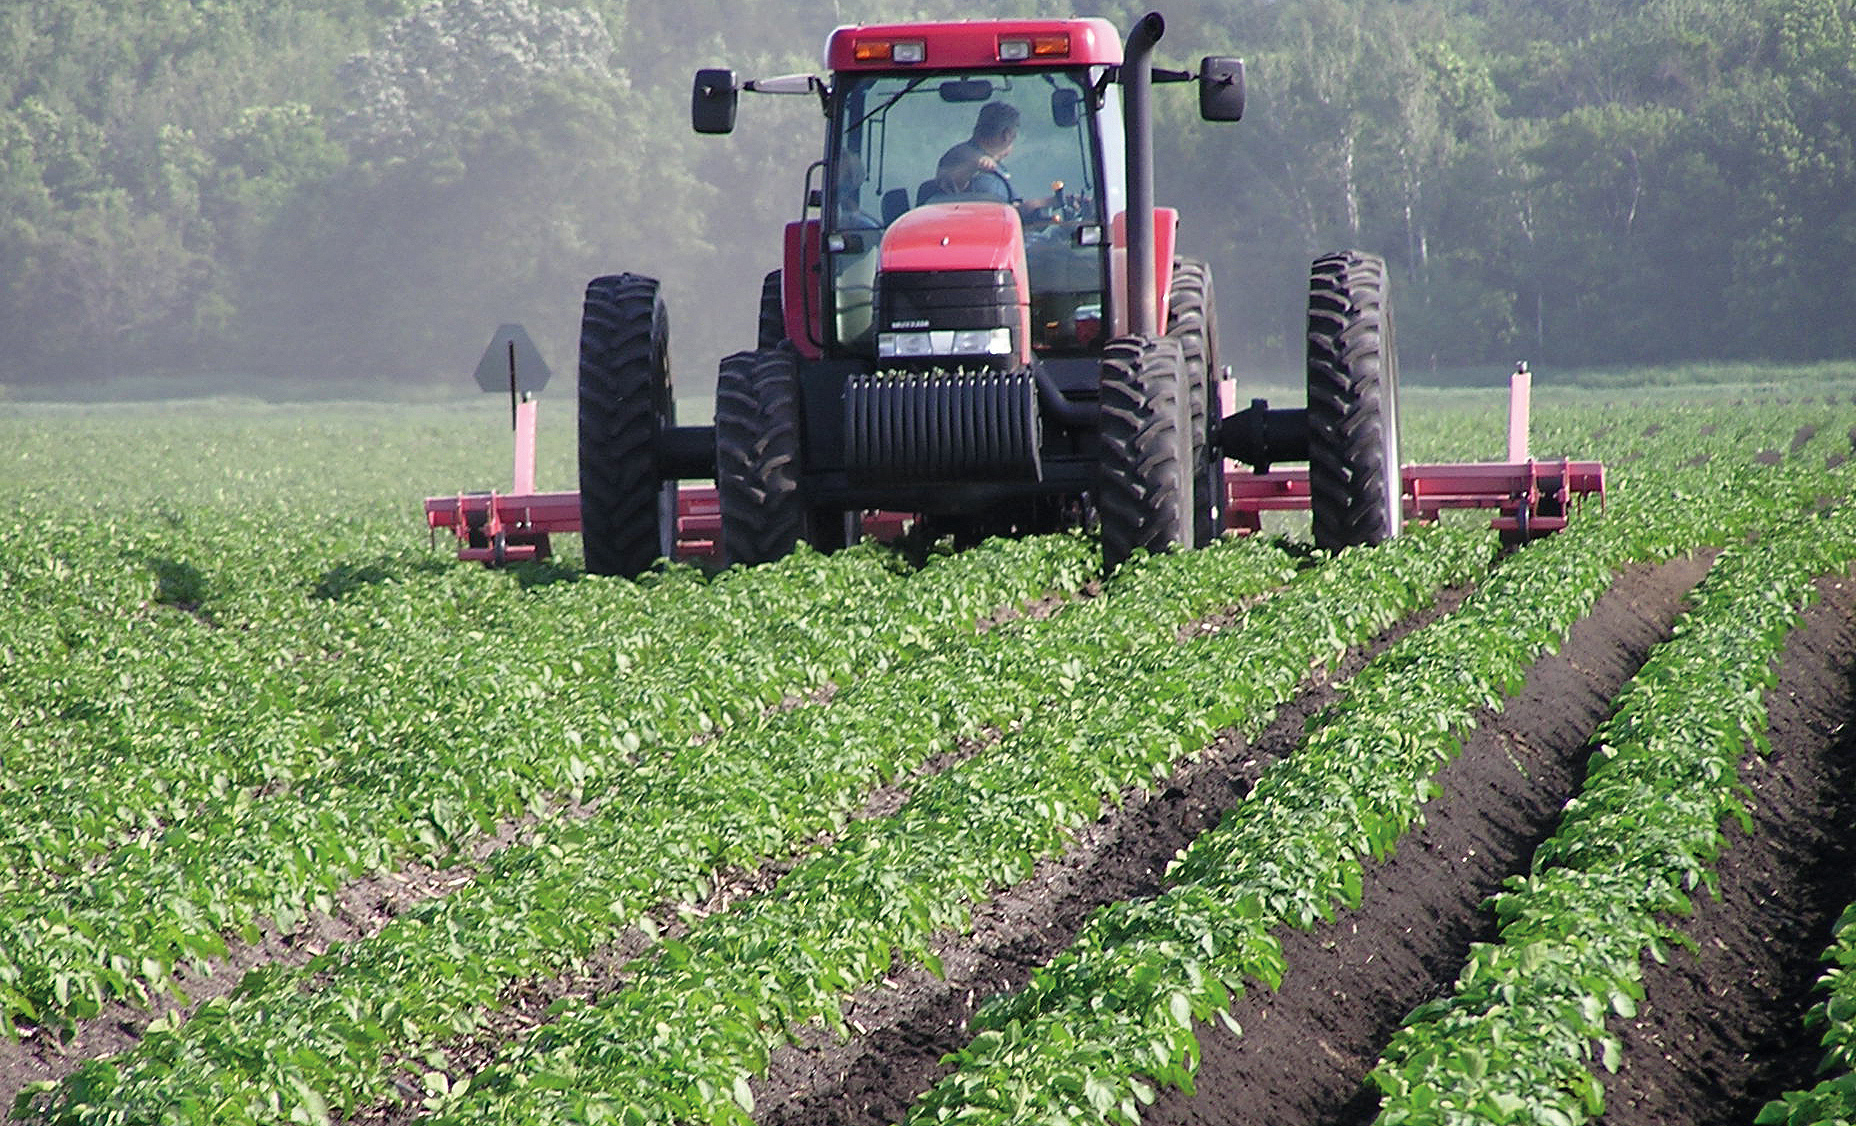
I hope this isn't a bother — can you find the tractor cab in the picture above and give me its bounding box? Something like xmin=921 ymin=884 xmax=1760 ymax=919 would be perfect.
xmin=822 ymin=61 xmax=1122 ymax=364
xmin=696 ymin=19 xmax=1181 ymax=377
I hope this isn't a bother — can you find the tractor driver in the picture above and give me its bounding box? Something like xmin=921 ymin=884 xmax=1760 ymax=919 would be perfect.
xmin=928 ymin=102 xmax=1054 ymax=216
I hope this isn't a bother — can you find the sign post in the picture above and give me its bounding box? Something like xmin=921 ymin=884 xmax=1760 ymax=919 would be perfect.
xmin=471 ymin=324 xmax=553 ymax=498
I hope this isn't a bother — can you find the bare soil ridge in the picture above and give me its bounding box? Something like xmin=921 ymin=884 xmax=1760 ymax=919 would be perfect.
xmin=753 ymin=556 xmax=1716 ymax=1126
xmin=1117 ymin=553 xmax=1717 ymax=1126
xmin=1596 ymin=569 xmax=1856 ymax=1126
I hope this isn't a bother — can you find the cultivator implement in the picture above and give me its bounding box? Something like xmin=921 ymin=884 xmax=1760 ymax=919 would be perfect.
xmin=1224 ymin=365 xmax=1604 ymax=537
xmin=425 ymin=363 xmax=1602 ymax=565
xmin=1223 ymin=457 xmax=1605 ymax=538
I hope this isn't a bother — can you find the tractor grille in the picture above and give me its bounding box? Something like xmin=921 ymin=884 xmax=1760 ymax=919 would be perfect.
xmin=878 ymin=269 xmax=1016 ymax=330
xmin=844 ymin=369 xmax=1041 ymax=482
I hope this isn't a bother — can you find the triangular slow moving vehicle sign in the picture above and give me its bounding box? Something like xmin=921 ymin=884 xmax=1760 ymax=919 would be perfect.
xmin=473 ymin=323 xmax=552 ymax=394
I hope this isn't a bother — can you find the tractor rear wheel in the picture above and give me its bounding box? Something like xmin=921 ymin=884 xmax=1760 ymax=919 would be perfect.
xmin=757 ymin=269 xmax=784 ymax=349
xmin=1167 ymin=257 xmax=1223 ymax=546
xmin=1307 ymin=251 xmax=1403 ymax=550
xmin=578 ymin=273 xmax=675 ymax=577
xmin=716 ymin=343 xmax=810 ymax=568
xmin=1097 ymin=334 xmax=1190 ymax=571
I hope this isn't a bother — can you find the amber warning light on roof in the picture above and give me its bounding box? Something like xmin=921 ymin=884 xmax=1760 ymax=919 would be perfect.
xmin=852 ymin=38 xmax=925 ymax=63
xmin=998 ymin=33 xmax=1070 ymax=60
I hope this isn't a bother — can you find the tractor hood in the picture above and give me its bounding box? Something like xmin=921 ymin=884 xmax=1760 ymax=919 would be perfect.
xmin=879 ymin=202 xmax=1025 ymax=275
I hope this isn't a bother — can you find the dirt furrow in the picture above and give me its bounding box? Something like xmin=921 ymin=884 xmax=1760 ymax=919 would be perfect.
xmin=1596 ymin=569 xmax=1856 ymax=1126
xmin=769 ymin=552 xmax=1708 ymax=1126
xmin=750 ymin=583 xmax=1476 ymax=1126
xmin=1152 ymin=554 xmax=1714 ymax=1126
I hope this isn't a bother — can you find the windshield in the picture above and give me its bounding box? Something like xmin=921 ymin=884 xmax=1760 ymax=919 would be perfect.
xmin=827 ymin=68 xmax=1108 ymax=354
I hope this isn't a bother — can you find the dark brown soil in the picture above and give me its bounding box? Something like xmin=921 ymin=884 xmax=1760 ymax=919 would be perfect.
xmin=1597 ymin=569 xmax=1856 ymax=1126
xmin=1146 ymin=553 xmax=1716 ymax=1126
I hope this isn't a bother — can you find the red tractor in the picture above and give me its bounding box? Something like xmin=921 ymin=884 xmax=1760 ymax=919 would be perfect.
xmin=431 ymin=11 xmax=1601 ymax=573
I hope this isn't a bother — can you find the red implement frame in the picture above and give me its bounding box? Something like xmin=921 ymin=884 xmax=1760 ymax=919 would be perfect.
xmin=1222 ymin=457 xmax=1605 ymax=537
xmin=423 ymin=399 xmax=914 ymax=565
xmin=1222 ymin=367 xmax=1604 ymax=537
xmin=425 ymin=367 xmax=1603 ymax=564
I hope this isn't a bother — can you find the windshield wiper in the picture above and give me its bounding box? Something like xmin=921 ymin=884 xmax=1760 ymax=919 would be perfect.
xmin=848 ymin=76 xmax=926 ymax=134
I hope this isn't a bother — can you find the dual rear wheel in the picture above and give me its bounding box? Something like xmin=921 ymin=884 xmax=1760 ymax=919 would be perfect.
xmin=577 ymin=274 xmax=675 ymax=578
xmin=1307 ymin=251 xmax=1402 ymax=551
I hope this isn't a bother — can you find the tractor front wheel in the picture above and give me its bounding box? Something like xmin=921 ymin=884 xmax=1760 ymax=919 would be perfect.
xmin=1306 ymin=251 xmax=1403 ymax=551
xmin=1167 ymin=257 xmax=1223 ymax=546
xmin=716 ymin=343 xmax=811 ymax=568
xmin=578 ymin=273 xmax=675 ymax=578
xmin=1096 ymin=334 xmax=1190 ymax=572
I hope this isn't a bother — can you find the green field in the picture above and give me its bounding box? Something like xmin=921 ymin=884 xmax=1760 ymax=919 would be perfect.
xmin=3 ymin=376 xmax=1855 ymax=1126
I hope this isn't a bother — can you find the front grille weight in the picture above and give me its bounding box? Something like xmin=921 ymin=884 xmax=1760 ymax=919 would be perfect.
xmin=844 ymin=369 xmax=1042 ymax=482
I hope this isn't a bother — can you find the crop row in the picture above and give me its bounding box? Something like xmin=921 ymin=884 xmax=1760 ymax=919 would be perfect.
xmin=396 ymin=526 xmax=1492 ymax=1125
xmin=10 ymin=396 xmax=1850 ymax=1125
xmin=0 ymin=534 xmax=1100 ymax=1034
xmin=896 ymin=433 xmax=1854 ymax=1125
xmin=1758 ymin=900 xmax=1856 ymax=1126
xmin=21 ymin=531 xmax=1327 ymax=1122
xmin=1367 ymin=498 xmax=1856 ymax=1124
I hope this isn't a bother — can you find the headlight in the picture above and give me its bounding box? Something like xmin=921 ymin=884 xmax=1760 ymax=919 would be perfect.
xmin=877 ymin=327 xmax=1013 ymax=358
xmin=953 ymin=328 xmax=1013 ymax=355
xmin=877 ymin=331 xmax=933 ymax=358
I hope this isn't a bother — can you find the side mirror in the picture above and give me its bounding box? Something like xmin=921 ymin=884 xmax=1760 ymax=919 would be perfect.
xmin=1198 ymin=56 xmax=1245 ymax=122
xmin=692 ymin=68 xmax=738 ymax=134
xmin=1051 ymin=87 xmax=1082 ymax=130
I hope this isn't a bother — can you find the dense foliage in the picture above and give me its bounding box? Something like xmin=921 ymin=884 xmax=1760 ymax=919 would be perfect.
xmin=2 ymin=0 xmax=1853 ymax=392
xmin=3 ymin=387 xmax=1853 ymax=1125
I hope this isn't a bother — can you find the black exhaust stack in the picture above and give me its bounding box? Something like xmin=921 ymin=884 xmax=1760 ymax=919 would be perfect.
xmin=1123 ymin=12 xmax=1165 ymax=337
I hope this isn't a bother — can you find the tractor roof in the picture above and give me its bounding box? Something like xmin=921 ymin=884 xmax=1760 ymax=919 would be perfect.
xmin=825 ymin=18 xmax=1122 ymax=72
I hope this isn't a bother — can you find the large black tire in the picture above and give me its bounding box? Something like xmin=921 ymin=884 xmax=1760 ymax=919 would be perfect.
xmin=716 ymin=343 xmax=809 ymax=567
xmin=1167 ymin=257 xmax=1223 ymax=547
xmin=1307 ymin=251 xmax=1402 ymax=550
xmin=1096 ymin=334 xmax=1189 ymax=571
xmin=578 ymin=274 xmax=674 ymax=577
xmin=757 ymin=269 xmax=784 ymax=350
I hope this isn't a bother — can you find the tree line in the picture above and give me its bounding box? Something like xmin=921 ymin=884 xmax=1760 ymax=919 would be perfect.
xmin=1 ymin=0 xmax=1851 ymax=392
